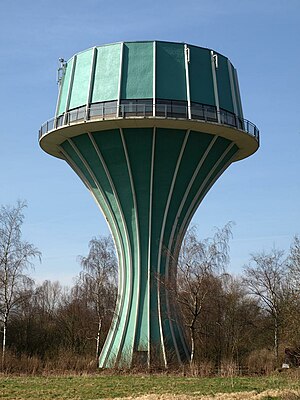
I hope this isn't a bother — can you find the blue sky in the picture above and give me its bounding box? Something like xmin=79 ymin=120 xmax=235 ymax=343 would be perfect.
xmin=0 ymin=0 xmax=299 ymax=284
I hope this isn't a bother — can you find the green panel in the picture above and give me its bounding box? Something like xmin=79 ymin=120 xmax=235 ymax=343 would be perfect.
xmin=70 ymin=132 xmax=130 ymax=366
xmin=171 ymin=142 xmax=238 ymax=288
xmin=123 ymin=128 xmax=153 ymax=351
xmin=162 ymin=131 xmax=214 ymax=254
xmin=92 ymin=130 xmax=138 ymax=362
xmin=121 ymin=42 xmax=153 ymax=99
xmin=156 ymin=42 xmax=186 ymax=101
xmin=69 ymin=49 xmax=93 ymax=109
xmin=159 ymin=131 xmax=214 ymax=352
xmin=150 ymin=128 xmax=186 ymax=345
xmin=172 ymin=136 xmax=233 ymax=257
xmin=89 ymin=130 xmax=131 ymax=360
xmin=233 ymin=68 xmax=244 ymax=119
xmin=92 ymin=44 xmax=121 ymax=103
xmin=200 ymin=144 xmax=238 ymax=202
xmin=57 ymin=58 xmax=72 ymax=116
xmin=180 ymin=143 xmax=239 ymax=246
xmin=189 ymin=46 xmax=215 ymax=106
xmin=216 ymin=54 xmax=234 ymax=113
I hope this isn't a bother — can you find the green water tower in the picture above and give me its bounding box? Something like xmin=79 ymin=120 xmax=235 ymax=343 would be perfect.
xmin=39 ymin=41 xmax=259 ymax=368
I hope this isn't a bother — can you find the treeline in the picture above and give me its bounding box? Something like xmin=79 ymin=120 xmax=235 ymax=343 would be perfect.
xmin=172 ymin=224 xmax=300 ymax=374
xmin=1 ymin=202 xmax=300 ymax=374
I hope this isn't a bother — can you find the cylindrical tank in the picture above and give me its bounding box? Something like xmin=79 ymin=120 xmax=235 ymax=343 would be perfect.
xmin=40 ymin=41 xmax=259 ymax=368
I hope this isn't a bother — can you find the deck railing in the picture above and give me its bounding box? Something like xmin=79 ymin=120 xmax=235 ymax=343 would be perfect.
xmin=39 ymin=103 xmax=259 ymax=143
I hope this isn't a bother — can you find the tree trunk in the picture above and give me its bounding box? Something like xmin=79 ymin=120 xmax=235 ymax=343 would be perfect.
xmin=190 ymin=326 xmax=195 ymax=365
xmin=96 ymin=318 xmax=102 ymax=361
xmin=274 ymin=317 xmax=279 ymax=363
xmin=2 ymin=313 xmax=7 ymax=370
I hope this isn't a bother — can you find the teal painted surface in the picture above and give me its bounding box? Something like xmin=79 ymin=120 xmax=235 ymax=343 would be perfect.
xmin=123 ymin=128 xmax=152 ymax=351
xmin=150 ymin=128 xmax=186 ymax=352
xmin=57 ymin=58 xmax=72 ymax=115
xmin=159 ymin=130 xmax=214 ymax=355
xmin=172 ymin=136 xmax=235 ymax=260
xmin=121 ymin=42 xmax=153 ymax=99
xmin=162 ymin=131 xmax=214 ymax=251
xmin=57 ymin=42 xmax=244 ymax=118
xmin=91 ymin=130 xmax=133 ymax=366
xmin=98 ymin=130 xmax=139 ymax=364
xmin=92 ymin=44 xmax=121 ymax=103
xmin=189 ymin=46 xmax=215 ymax=106
xmin=69 ymin=49 xmax=93 ymax=109
xmin=200 ymin=144 xmax=238 ymax=203
xmin=233 ymin=68 xmax=244 ymax=119
xmin=216 ymin=54 xmax=234 ymax=113
xmin=58 ymin=126 xmax=238 ymax=368
xmin=156 ymin=42 xmax=187 ymax=101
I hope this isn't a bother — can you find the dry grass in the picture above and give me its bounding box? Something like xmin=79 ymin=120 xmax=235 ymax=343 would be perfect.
xmin=110 ymin=390 xmax=300 ymax=400
xmin=0 ymin=374 xmax=300 ymax=400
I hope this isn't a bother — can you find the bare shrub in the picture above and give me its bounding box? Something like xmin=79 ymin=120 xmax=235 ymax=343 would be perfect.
xmin=246 ymin=348 xmax=276 ymax=374
xmin=189 ymin=361 xmax=214 ymax=377
xmin=218 ymin=360 xmax=240 ymax=377
xmin=0 ymin=349 xmax=98 ymax=375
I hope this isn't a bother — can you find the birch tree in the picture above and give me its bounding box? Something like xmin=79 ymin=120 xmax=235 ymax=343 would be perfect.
xmin=243 ymin=249 xmax=287 ymax=362
xmin=0 ymin=201 xmax=41 ymax=368
xmin=177 ymin=223 xmax=233 ymax=365
xmin=78 ymin=235 xmax=117 ymax=360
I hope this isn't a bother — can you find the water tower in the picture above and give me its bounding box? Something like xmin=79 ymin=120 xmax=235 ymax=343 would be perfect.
xmin=39 ymin=41 xmax=259 ymax=368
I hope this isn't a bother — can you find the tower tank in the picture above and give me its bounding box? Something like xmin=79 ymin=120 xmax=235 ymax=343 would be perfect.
xmin=39 ymin=41 xmax=259 ymax=368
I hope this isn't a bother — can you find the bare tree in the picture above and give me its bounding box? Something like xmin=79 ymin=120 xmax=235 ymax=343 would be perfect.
xmin=243 ymin=248 xmax=288 ymax=362
xmin=0 ymin=201 xmax=41 ymax=368
xmin=35 ymin=280 xmax=63 ymax=315
xmin=177 ymin=222 xmax=233 ymax=364
xmin=78 ymin=235 xmax=117 ymax=360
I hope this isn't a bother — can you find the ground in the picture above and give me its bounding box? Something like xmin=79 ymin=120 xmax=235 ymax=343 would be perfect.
xmin=0 ymin=374 xmax=299 ymax=399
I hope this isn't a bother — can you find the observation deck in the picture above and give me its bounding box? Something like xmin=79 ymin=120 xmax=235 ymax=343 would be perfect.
xmin=39 ymin=99 xmax=259 ymax=161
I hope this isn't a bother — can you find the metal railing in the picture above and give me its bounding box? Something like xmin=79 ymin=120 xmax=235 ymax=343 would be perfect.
xmin=39 ymin=103 xmax=259 ymax=143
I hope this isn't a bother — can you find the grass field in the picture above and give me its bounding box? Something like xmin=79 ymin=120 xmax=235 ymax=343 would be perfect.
xmin=0 ymin=374 xmax=300 ymax=400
